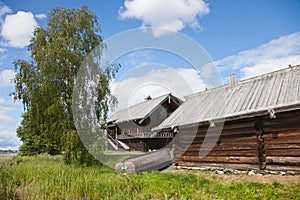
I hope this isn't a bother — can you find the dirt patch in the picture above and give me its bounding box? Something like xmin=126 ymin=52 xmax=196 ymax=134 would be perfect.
xmin=168 ymin=169 xmax=300 ymax=185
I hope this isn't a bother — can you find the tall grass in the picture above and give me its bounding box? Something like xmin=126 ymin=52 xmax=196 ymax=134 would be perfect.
xmin=0 ymin=154 xmax=299 ymax=199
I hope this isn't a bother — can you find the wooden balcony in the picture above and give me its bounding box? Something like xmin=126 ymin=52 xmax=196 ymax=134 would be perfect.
xmin=117 ymin=131 xmax=174 ymax=139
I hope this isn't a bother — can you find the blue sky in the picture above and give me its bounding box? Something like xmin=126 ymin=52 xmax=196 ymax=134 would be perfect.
xmin=0 ymin=0 xmax=300 ymax=149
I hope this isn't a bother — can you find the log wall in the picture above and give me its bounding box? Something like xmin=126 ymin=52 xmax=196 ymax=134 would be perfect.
xmin=262 ymin=110 xmax=300 ymax=172
xmin=121 ymin=138 xmax=174 ymax=152
xmin=174 ymin=109 xmax=300 ymax=172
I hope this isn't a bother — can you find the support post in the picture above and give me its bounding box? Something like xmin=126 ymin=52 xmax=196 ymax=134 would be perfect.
xmin=255 ymin=118 xmax=266 ymax=170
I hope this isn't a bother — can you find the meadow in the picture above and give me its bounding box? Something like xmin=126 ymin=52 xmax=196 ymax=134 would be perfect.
xmin=0 ymin=154 xmax=299 ymax=199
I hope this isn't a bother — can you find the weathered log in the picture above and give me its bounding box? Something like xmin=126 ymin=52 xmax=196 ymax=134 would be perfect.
xmin=265 ymin=143 xmax=300 ymax=150
xmin=185 ymin=143 xmax=258 ymax=151
xmin=266 ymin=164 xmax=300 ymax=172
xmin=264 ymin=136 xmax=300 ymax=144
xmin=265 ymin=149 xmax=300 ymax=157
xmin=178 ymin=128 xmax=255 ymax=139
xmin=114 ymin=148 xmax=173 ymax=173
xmin=176 ymin=161 xmax=259 ymax=170
xmin=182 ymin=149 xmax=257 ymax=157
xmin=263 ymin=125 xmax=300 ymax=133
xmin=179 ymin=155 xmax=258 ymax=164
xmin=266 ymin=156 xmax=300 ymax=165
xmin=176 ymin=137 xmax=258 ymax=146
xmin=263 ymin=118 xmax=300 ymax=126
xmin=263 ymin=131 xmax=300 ymax=139
xmin=174 ymin=110 xmax=300 ymax=172
xmin=179 ymin=133 xmax=257 ymax=143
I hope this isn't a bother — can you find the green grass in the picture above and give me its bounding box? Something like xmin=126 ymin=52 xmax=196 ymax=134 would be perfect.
xmin=0 ymin=155 xmax=299 ymax=199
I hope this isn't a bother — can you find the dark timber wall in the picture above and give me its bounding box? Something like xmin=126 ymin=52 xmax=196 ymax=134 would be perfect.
xmin=174 ymin=109 xmax=300 ymax=172
xmin=262 ymin=110 xmax=300 ymax=172
xmin=121 ymin=138 xmax=174 ymax=152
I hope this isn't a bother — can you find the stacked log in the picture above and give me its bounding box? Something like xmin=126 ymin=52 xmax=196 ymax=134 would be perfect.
xmin=174 ymin=118 xmax=260 ymax=170
xmin=262 ymin=110 xmax=300 ymax=172
xmin=174 ymin=109 xmax=300 ymax=172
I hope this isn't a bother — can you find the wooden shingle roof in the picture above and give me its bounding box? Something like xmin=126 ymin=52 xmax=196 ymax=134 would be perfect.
xmin=153 ymin=65 xmax=300 ymax=131
xmin=108 ymin=93 xmax=182 ymax=124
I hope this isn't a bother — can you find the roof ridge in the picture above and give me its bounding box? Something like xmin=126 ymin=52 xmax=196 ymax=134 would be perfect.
xmin=116 ymin=93 xmax=171 ymax=113
xmin=185 ymin=64 xmax=300 ymax=100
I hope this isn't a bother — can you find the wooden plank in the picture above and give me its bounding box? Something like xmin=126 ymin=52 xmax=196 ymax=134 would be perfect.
xmin=266 ymin=164 xmax=300 ymax=172
xmin=178 ymin=136 xmax=257 ymax=146
xmin=182 ymin=150 xmax=257 ymax=157
xmin=186 ymin=143 xmax=258 ymax=151
xmin=180 ymin=132 xmax=257 ymax=142
xmin=264 ymin=136 xmax=300 ymax=144
xmin=188 ymin=132 xmax=256 ymax=142
xmin=262 ymin=117 xmax=300 ymax=126
xmin=177 ymin=119 xmax=255 ymax=134
xmin=263 ymin=125 xmax=300 ymax=133
xmin=265 ymin=149 xmax=300 ymax=157
xmin=176 ymin=161 xmax=259 ymax=170
xmin=266 ymin=156 xmax=300 ymax=165
xmin=188 ymin=138 xmax=257 ymax=146
xmin=179 ymin=127 xmax=256 ymax=139
xmin=265 ymin=143 xmax=300 ymax=150
xmin=263 ymin=131 xmax=300 ymax=139
xmin=179 ymin=155 xmax=258 ymax=164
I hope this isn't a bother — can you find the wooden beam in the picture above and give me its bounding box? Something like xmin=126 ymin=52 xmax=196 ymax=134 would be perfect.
xmin=176 ymin=161 xmax=259 ymax=170
xmin=179 ymin=156 xmax=258 ymax=164
xmin=266 ymin=157 xmax=300 ymax=165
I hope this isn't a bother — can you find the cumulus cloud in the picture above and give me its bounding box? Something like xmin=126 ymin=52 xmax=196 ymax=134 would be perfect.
xmin=0 ymin=97 xmax=16 ymax=122
xmin=119 ymin=0 xmax=210 ymax=37
xmin=0 ymin=47 xmax=6 ymax=53
xmin=122 ymin=50 xmax=155 ymax=67
xmin=0 ymin=69 xmax=14 ymax=87
xmin=0 ymin=111 xmax=14 ymax=122
xmin=35 ymin=13 xmax=46 ymax=19
xmin=0 ymin=128 xmax=21 ymax=150
xmin=0 ymin=3 xmax=12 ymax=23
xmin=0 ymin=90 xmax=22 ymax=150
xmin=0 ymin=3 xmax=12 ymax=52
xmin=215 ymin=32 xmax=300 ymax=79
xmin=1 ymin=11 xmax=38 ymax=48
xmin=111 ymin=66 xmax=206 ymax=112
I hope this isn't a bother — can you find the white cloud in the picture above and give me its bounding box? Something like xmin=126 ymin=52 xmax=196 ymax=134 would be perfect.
xmin=0 ymin=128 xmax=21 ymax=150
xmin=119 ymin=0 xmax=210 ymax=37
xmin=35 ymin=13 xmax=46 ymax=19
xmin=0 ymin=97 xmax=15 ymax=122
xmin=0 ymin=3 xmax=12 ymax=23
xmin=0 ymin=69 xmax=14 ymax=87
xmin=122 ymin=50 xmax=155 ymax=67
xmin=0 ymin=94 xmax=21 ymax=126
xmin=0 ymin=112 xmax=14 ymax=122
xmin=111 ymin=66 xmax=206 ymax=112
xmin=0 ymin=47 xmax=6 ymax=53
xmin=215 ymin=32 xmax=300 ymax=79
xmin=1 ymin=11 xmax=38 ymax=48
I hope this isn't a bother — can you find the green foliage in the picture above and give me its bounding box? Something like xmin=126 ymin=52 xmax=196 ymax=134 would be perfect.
xmin=12 ymin=6 xmax=117 ymax=164
xmin=63 ymin=130 xmax=102 ymax=166
xmin=1 ymin=155 xmax=299 ymax=199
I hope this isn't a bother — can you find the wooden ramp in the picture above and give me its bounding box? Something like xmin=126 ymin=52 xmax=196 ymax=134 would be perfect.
xmin=115 ymin=148 xmax=173 ymax=173
xmin=107 ymin=134 xmax=130 ymax=151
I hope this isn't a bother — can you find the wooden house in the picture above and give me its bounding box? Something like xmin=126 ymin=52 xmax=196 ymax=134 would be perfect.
xmin=153 ymin=65 xmax=300 ymax=172
xmin=107 ymin=93 xmax=182 ymax=151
